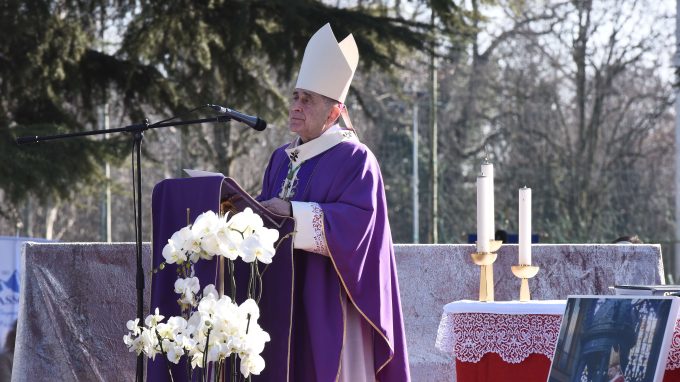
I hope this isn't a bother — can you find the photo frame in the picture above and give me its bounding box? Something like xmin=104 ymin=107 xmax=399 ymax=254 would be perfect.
xmin=548 ymin=295 xmax=679 ymax=382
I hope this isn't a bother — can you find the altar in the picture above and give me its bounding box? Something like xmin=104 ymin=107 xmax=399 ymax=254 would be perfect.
xmin=434 ymin=300 xmax=680 ymax=382
xmin=435 ymin=300 xmax=564 ymax=382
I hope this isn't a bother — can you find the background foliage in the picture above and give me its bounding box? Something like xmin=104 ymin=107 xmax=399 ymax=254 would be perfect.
xmin=1 ymin=0 xmax=676 ymax=275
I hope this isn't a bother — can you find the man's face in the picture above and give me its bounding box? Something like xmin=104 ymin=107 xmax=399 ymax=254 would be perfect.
xmin=288 ymin=89 xmax=336 ymax=142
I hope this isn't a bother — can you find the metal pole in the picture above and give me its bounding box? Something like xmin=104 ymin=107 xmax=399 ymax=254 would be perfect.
xmin=413 ymin=101 xmax=420 ymax=243
xmin=674 ymin=0 xmax=680 ymax=280
xmin=134 ymin=131 xmax=145 ymax=382
xmin=99 ymin=103 xmax=112 ymax=242
xmin=430 ymin=8 xmax=439 ymax=244
xmin=98 ymin=8 xmax=112 ymax=243
xmin=104 ymin=104 xmax=112 ymax=242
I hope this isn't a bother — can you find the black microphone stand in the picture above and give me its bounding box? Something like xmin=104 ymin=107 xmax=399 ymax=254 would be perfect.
xmin=16 ymin=114 xmax=231 ymax=382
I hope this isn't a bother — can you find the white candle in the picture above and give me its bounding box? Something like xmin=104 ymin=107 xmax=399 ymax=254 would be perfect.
xmin=477 ymin=175 xmax=490 ymax=253
xmin=518 ymin=187 xmax=532 ymax=265
xmin=481 ymin=162 xmax=494 ymax=241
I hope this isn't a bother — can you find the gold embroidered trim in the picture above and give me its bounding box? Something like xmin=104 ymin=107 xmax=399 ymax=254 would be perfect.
xmin=310 ymin=203 xmax=327 ymax=255
xmin=320 ymin=217 xmax=395 ymax=377
xmin=286 ymin=218 xmax=296 ymax=382
xmin=335 ymin=278 xmax=347 ymax=382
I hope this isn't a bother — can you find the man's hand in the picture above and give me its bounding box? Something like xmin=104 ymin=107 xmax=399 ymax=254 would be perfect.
xmin=260 ymin=198 xmax=293 ymax=217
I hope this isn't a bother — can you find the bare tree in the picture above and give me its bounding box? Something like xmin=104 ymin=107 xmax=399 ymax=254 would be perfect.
xmin=491 ymin=0 xmax=675 ymax=246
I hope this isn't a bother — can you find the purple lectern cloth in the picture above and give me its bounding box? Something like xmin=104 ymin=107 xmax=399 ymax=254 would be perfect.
xmin=148 ymin=176 xmax=295 ymax=382
xmin=148 ymin=176 xmax=223 ymax=381
xmin=260 ymin=139 xmax=411 ymax=381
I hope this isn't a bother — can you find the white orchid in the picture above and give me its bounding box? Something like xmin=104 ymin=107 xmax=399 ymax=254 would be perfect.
xmin=213 ymin=222 xmax=241 ymax=260
xmin=191 ymin=211 xmax=220 ymax=238
xmin=238 ymin=300 xmax=269 ymax=356
xmin=125 ymin=208 xmax=273 ymax=378
xmin=126 ymin=318 xmax=141 ymax=336
xmin=140 ymin=329 xmax=160 ymax=360
xmin=145 ymin=308 xmax=165 ymax=327
xmin=246 ymin=324 xmax=270 ymax=354
xmin=199 ymin=233 xmax=221 ymax=259
xmin=187 ymin=311 xmax=203 ymax=333
xmin=240 ymin=229 xmax=278 ymax=264
xmin=193 ymin=211 xmax=228 ymax=259
xmin=161 ymin=240 xmax=184 ymax=265
xmin=202 ymin=284 xmax=219 ymax=300
xmin=174 ymin=332 xmax=196 ymax=351
xmin=215 ymin=299 xmax=240 ymax=327
xmin=240 ymin=354 xmax=266 ymax=377
xmin=237 ymin=299 xmax=260 ymax=321
xmin=166 ymin=342 xmax=184 ymax=364
xmin=190 ymin=352 xmax=204 ymax=369
xmin=175 ymin=277 xmax=200 ymax=295
xmin=228 ymin=207 xmax=264 ymax=236
xmin=222 ymin=230 xmax=244 ymax=260
xmin=167 ymin=316 xmax=188 ymax=334
xmin=174 ymin=277 xmax=200 ymax=306
xmin=197 ymin=295 xmax=218 ymax=316
xmin=124 ymin=333 xmax=145 ymax=355
xmin=181 ymin=225 xmax=198 ymax=252
xmin=155 ymin=322 xmax=175 ymax=339
xmin=207 ymin=341 xmax=231 ymax=362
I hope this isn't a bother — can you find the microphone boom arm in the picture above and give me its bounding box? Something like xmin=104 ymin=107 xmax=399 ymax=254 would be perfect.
xmin=15 ymin=115 xmax=232 ymax=145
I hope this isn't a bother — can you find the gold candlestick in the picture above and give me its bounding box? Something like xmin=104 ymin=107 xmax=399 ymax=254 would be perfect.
xmin=511 ymin=265 xmax=540 ymax=302
xmin=471 ymin=240 xmax=502 ymax=302
xmin=489 ymin=240 xmax=502 ymax=253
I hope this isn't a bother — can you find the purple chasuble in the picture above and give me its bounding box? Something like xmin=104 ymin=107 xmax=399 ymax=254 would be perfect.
xmin=259 ymin=139 xmax=411 ymax=382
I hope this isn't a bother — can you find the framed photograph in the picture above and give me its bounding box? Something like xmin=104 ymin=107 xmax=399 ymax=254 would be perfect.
xmin=548 ymin=295 xmax=679 ymax=382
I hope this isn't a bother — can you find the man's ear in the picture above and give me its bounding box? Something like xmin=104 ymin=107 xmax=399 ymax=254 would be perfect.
xmin=327 ymin=104 xmax=341 ymax=125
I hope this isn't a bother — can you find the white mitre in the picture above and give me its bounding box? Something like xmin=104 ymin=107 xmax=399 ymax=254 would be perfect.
xmin=295 ymin=24 xmax=359 ymax=103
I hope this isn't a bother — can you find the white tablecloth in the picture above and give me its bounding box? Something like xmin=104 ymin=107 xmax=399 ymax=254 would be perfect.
xmin=436 ymin=300 xmax=566 ymax=363
xmin=442 ymin=299 xmax=567 ymax=315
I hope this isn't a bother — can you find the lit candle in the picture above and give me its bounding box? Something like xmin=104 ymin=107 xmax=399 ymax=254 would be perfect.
xmin=477 ymin=175 xmax=490 ymax=253
xmin=518 ymin=187 xmax=532 ymax=265
xmin=481 ymin=161 xmax=494 ymax=241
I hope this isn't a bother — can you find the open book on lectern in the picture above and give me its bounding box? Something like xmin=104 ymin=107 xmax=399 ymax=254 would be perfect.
xmin=220 ymin=177 xmax=291 ymax=230
xmin=183 ymin=169 xmax=288 ymax=230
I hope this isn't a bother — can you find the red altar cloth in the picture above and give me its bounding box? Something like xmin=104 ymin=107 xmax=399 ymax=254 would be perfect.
xmin=456 ymin=353 xmax=551 ymax=382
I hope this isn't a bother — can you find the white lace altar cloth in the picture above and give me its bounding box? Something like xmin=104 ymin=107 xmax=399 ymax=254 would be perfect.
xmin=435 ymin=300 xmax=565 ymax=364
xmin=435 ymin=300 xmax=680 ymax=370
xmin=667 ymin=318 xmax=680 ymax=370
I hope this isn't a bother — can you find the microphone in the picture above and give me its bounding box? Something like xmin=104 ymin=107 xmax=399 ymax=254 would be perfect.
xmin=209 ymin=104 xmax=267 ymax=131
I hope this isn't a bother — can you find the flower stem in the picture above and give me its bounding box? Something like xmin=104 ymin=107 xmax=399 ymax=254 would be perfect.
xmin=214 ymin=361 xmax=221 ymax=382
xmin=202 ymin=328 xmax=211 ymax=382
xmin=154 ymin=329 xmax=175 ymax=382
xmin=231 ymin=353 xmax=237 ymax=382
xmin=229 ymin=259 xmax=236 ymax=301
xmin=248 ymin=262 xmax=255 ymax=299
xmin=256 ymin=263 xmax=263 ymax=303
xmin=274 ymin=232 xmax=296 ymax=251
